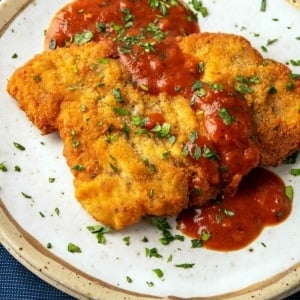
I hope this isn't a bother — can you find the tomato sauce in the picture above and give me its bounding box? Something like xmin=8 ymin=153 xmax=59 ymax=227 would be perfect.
xmin=190 ymin=85 xmax=260 ymax=195
xmin=45 ymin=0 xmax=200 ymax=95
xmin=45 ymin=0 xmax=292 ymax=251
xmin=45 ymin=0 xmax=199 ymax=50
xmin=178 ymin=168 xmax=292 ymax=251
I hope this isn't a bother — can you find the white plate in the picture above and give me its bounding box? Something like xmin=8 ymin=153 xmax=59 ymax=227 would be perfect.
xmin=1 ymin=0 xmax=300 ymax=299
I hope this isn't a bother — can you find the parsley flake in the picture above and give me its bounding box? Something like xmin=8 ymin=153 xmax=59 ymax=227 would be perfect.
xmin=74 ymin=30 xmax=94 ymax=45
xmin=67 ymin=242 xmax=82 ymax=253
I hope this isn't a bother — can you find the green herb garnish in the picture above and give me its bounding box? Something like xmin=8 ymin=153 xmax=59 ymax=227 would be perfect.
xmin=284 ymin=151 xmax=298 ymax=164
xmin=260 ymin=0 xmax=267 ymax=12
xmin=191 ymin=0 xmax=208 ymax=17
xmin=112 ymin=87 xmax=125 ymax=103
xmin=13 ymin=142 xmax=25 ymax=151
xmin=123 ymin=236 xmax=131 ymax=246
xmin=145 ymin=247 xmax=163 ymax=258
xmin=0 ymin=162 xmax=8 ymax=172
xmin=87 ymin=225 xmax=111 ymax=244
xmin=21 ymin=192 xmax=32 ymax=199
xmin=72 ymin=164 xmax=85 ymax=171
xmin=73 ymin=30 xmax=94 ymax=45
xmin=290 ymin=168 xmax=300 ymax=176
xmin=152 ymin=268 xmax=164 ymax=278
xmin=219 ymin=108 xmax=235 ymax=125
xmin=175 ymin=263 xmax=195 ymax=269
xmin=14 ymin=165 xmax=21 ymax=172
xmin=285 ymin=185 xmax=294 ymax=201
xmin=67 ymin=242 xmax=82 ymax=253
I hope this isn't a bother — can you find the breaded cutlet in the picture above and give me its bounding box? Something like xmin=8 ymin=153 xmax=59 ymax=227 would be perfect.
xmin=178 ymin=33 xmax=300 ymax=166
xmin=7 ymin=37 xmax=260 ymax=229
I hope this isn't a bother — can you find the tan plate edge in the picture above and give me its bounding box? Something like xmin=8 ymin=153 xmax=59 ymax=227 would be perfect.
xmin=1 ymin=198 xmax=300 ymax=300
xmin=0 ymin=200 xmax=163 ymax=300
xmin=0 ymin=200 xmax=165 ymax=300
xmin=0 ymin=0 xmax=300 ymax=299
xmin=0 ymin=0 xmax=33 ymax=36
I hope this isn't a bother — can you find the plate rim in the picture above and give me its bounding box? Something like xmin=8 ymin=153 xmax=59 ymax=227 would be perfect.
xmin=1 ymin=0 xmax=300 ymax=299
xmin=2 ymin=198 xmax=300 ymax=299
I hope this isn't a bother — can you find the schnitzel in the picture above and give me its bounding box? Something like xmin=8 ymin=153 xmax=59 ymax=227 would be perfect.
xmin=7 ymin=33 xmax=300 ymax=229
xmin=179 ymin=33 xmax=300 ymax=166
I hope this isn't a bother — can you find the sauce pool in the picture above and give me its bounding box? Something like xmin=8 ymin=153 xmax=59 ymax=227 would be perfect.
xmin=177 ymin=168 xmax=292 ymax=251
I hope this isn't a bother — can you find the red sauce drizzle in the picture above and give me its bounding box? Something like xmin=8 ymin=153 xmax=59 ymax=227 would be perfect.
xmin=45 ymin=0 xmax=292 ymax=251
xmin=178 ymin=168 xmax=292 ymax=251
xmin=45 ymin=0 xmax=199 ymax=95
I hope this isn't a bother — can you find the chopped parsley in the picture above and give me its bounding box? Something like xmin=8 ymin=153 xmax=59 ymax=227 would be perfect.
xmin=175 ymin=263 xmax=195 ymax=269
xmin=67 ymin=242 xmax=82 ymax=253
xmin=123 ymin=236 xmax=131 ymax=246
xmin=191 ymin=239 xmax=203 ymax=248
xmin=112 ymin=87 xmax=125 ymax=103
xmin=13 ymin=142 xmax=25 ymax=151
xmin=162 ymin=151 xmax=171 ymax=160
xmin=266 ymin=38 xmax=279 ymax=46
xmin=145 ymin=247 xmax=163 ymax=258
xmin=150 ymin=217 xmax=184 ymax=245
xmin=191 ymin=0 xmax=208 ymax=17
xmin=223 ymin=208 xmax=235 ymax=217
xmin=286 ymin=81 xmax=295 ymax=91
xmin=198 ymin=62 xmax=205 ymax=73
xmin=284 ymin=151 xmax=298 ymax=164
xmin=87 ymin=225 xmax=111 ymax=244
xmin=290 ymin=59 xmax=300 ymax=67
xmin=235 ymin=75 xmax=260 ymax=94
xmin=218 ymin=108 xmax=235 ymax=125
xmin=14 ymin=165 xmax=21 ymax=172
xmin=73 ymin=30 xmax=94 ymax=45
xmin=200 ymin=229 xmax=212 ymax=241
xmin=143 ymin=158 xmax=157 ymax=174
xmin=113 ymin=107 xmax=129 ymax=116
xmin=268 ymin=85 xmax=277 ymax=94
xmin=148 ymin=0 xmax=178 ymax=16
xmin=290 ymin=168 xmax=300 ymax=176
xmin=211 ymin=82 xmax=224 ymax=91
xmin=151 ymin=122 xmax=171 ymax=138
xmin=109 ymin=162 xmax=119 ymax=173
xmin=146 ymin=281 xmax=154 ymax=287
xmin=72 ymin=164 xmax=85 ymax=171
xmin=143 ymin=22 xmax=166 ymax=41
xmin=290 ymin=73 xmax=300 ymax=80
xmin=152 ymin=268 xmax=164 ymax=278
xmin=202 ymin=145 xmax=219 ymax=160
xmin=285 ymin=185 xmax=294 ymax=201
xmin=49 ymin=39 xmax=57 ymax=50
xmin=21 ymin=192 xmax=32 ymax=199
xmin=0 ymin=162 xmax=8 ymax=172
xmin=260 ymin=0 xmax=267 ymax=12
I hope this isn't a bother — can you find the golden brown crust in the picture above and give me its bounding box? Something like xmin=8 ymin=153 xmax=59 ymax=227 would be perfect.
xmin=178 ymin=33 xmax=300 ymax=166
xmin=8 ymin=42 xmax=220 ymax=229
xmin=7 ymin=33 xmax=300 ymax=229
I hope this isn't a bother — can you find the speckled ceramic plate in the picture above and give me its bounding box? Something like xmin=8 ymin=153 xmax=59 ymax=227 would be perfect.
xmin=1 ymin=0 xmax=300 ymax=299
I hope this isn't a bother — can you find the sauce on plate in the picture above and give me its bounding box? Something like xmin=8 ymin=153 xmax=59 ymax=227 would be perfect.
xmin=178 ymin=167 xmax=292 ymax=251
